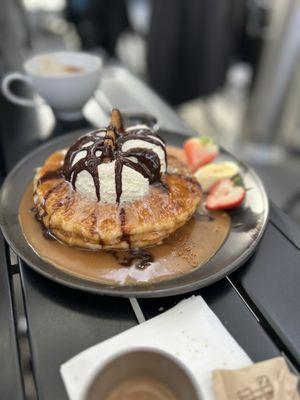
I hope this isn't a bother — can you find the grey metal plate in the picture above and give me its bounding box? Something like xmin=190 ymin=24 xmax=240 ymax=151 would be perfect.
xmin=0 ymin=130 xmax=269 ymax=297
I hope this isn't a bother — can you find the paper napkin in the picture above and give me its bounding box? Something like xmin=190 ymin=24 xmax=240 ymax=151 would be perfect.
xmin=61 ymin=296 xmax=252 ymax=400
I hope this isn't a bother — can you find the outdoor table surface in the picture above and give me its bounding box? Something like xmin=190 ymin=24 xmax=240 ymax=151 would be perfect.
xmin=0 ymin=232 xmax=24 ymax=399
xmin=0 ymin=65 xmax=299 ymax=399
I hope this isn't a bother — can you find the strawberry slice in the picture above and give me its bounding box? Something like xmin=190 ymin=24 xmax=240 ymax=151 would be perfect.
xmin=184 ymin=136 xmax=219 ymax=171
xmin=206 ymin=179 xmax=245 ymax=210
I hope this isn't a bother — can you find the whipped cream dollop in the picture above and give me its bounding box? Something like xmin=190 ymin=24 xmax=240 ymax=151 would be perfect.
xmin=63 ymin=123 xmax=167 ymax=204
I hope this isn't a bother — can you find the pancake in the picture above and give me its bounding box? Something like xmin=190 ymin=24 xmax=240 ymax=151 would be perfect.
xmin=33 ymin=147 xmax=201 ymax=250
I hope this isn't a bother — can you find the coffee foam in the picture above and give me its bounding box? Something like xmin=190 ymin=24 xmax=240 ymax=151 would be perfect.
xmin=31 ymin=57 xmax=85 ymax=76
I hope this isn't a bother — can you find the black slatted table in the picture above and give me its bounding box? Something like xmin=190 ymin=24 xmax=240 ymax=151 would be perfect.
xmin=0 ymin=233 xmax=24 ymax=400
xmin=0 ymin=65 xmax=299 ymax=399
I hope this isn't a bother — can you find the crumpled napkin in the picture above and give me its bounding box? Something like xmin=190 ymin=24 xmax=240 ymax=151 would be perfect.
xmin=213 ymin=357 xmax=300 ymax=400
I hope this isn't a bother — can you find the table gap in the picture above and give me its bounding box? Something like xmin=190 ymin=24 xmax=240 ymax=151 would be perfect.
xmin=129 ymin=298 xmax=146 ymax=323
xmin=226 ymin=276 xmax=260 ymax=322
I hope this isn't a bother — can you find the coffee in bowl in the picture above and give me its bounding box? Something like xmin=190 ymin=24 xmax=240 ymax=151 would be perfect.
xmin=104 ymin=376 xmax=178 ymax=400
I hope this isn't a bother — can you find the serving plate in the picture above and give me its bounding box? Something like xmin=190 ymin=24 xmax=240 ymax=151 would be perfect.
xmin=0 ymin=129 xmax=268 ymax=297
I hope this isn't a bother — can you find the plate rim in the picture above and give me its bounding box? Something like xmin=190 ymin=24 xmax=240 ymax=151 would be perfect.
xmin=0 ymin=130 xmax=269 ymax=298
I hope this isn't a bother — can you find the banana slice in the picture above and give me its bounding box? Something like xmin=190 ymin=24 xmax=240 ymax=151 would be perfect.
xmin=194 ymin=161 xmax=240 ymax=192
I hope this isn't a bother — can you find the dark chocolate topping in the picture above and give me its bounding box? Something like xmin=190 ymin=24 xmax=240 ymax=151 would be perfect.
xmin=37 ymin=168 xmax=64 ymax=185
xmin=63 ymin=124 xmax=167 ymax=203
xmin=111 ymin=248 xmax=153 ymax=269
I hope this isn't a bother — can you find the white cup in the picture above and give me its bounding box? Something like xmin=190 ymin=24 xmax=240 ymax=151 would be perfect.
xmin=1 ymin=51 xmax=102 ymax=120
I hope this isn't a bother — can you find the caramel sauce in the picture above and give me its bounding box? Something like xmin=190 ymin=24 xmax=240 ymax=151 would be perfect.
xmin=19 ymin=183 xmax=230 ymax=286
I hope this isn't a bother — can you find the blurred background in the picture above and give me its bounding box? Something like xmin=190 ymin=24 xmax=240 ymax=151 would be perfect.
xmin=1 ymin=0 xmax=300 ymax=223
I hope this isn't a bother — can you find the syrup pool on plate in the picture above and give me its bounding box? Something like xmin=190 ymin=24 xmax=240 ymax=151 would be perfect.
xmin=19 ymin=182 xmax=230 ymax=286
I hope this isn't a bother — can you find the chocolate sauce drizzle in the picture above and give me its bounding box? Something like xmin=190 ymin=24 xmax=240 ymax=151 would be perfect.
xmin=33 ymin=206 xmax=54 ymax=240
xmin=63 ymin=128 xmax=108 ymax=201
xmin=63 ymin=126 xmax=167 ymax=203
xmin=119 ymin=207 xmax=130 ymax=245
xmin=37 ymin=168 xmax=64 ymax=185
xmin=111 ymin=249 xmax=153 ymax=269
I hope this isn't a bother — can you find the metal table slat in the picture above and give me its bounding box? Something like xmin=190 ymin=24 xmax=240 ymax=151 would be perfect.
xmin=0 ymin=234 xmax=24 ymax=400
xmin=232 ymin=205 xmax=300 ymax=367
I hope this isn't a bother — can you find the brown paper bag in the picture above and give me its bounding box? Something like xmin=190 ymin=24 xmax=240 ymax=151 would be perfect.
xmin=213 ymin=357 xmax=299 ymax=400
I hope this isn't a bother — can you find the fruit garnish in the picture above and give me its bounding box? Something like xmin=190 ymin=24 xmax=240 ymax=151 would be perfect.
xmin=184 ymin=136 xmax=219 ymax=171
xmin=205 ymin=179 xmax=246 ymax=210
xmin=194 ymin=161 xmax=239 ymax=192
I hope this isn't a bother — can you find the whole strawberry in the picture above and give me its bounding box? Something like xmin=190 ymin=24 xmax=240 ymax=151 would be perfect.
xmin=184 ymin=136 xmax=219 ymax=172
